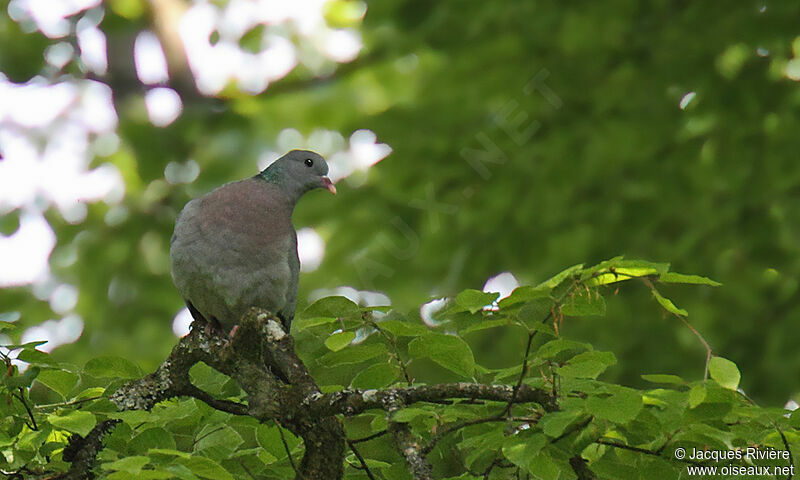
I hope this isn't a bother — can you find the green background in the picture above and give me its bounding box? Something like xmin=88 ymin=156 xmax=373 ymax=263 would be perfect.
xmin=2 ymin=0 xmax=800 ymax=405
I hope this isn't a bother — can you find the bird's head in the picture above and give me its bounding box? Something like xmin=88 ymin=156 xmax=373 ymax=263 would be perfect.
xmin=260 ymin=149 xmax=337 ymax=198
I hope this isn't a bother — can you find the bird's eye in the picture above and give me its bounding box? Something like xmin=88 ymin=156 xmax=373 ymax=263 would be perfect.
xmin=304 ymin=158 xmax=314 ymax=167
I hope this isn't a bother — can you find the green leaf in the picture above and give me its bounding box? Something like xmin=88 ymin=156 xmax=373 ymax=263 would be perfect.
xmin=536 ymin=339 xmax=590 ymax=362
xmin=659 ymin=272 xmax=721 ymax=286
xmin=377 ymin=320 xmax=428 ymax=337
xmin=189 ymin=362 xmax=238 ymax=396
xmin=195 ymin=425 xmax=243 ymax=459
xmin=617 ymin=259 xmax=670 ymax=274
xmin=586 ymin=386 xmax=642 ymax=424
xmin=688 ymin=384 xmax=707 ymax=408
xmin=650 ymin=289 xmax=688 ymax=316
xmin=498 ymin=285 xmax=551 ymax=309
xmin=391 ymin=407 xmax=436 ymax=423
xmin=103 ymin=456 xmax=150 ymax=474
xmin=0 ymin=321 xmax=18 ymax=334
xmin=318 ymin=343 xmax=387 ymax=367
xmin=128 ymin=427 xmax=176 ymax=454
xmin=360 ymin=458 xmax=393 ymax=469
xmin=527 ymin=453 xmax=563 ymax=480
xmin=502 ymin=432 xmax=546 ymax=469
xmin=302 ymin=296 xmax=360 ymax=318
xmin=537 ymin=264 xmax=583 ymax=289
xmin=641 ymin=374 xmax=687 ymax=386
xmin=585 ymin=259 xmax=669 ymax=286
xmin=408 ymin=333 xmax=475 ymax=378
xmin=84 ymin=356 xmax=142 ymax=379
xmin=456 ymin=289 xmax=499 ymax=313
xmin=580 ymin=256 xmax=624 ymax=277
xmin=540 ymin=410 xmax=585 ymax=438
xmin=75 ymin=386 xmax=106 ymax=401
xmin=16 ymin=348 xmax=59 ymax=367
xmin=556 ymin=350 xmax=616 ymax=379
xmin=178 ymin=456 xmax=235 ymax=480
xmin=148 ymin=448 xmax=191 ymax=459
xmin=561 ymin=290 xmax=606 ymax=316
xmin=36 ymin=369 xmax=79 ymax=398
xmin=110 ymin=410 xmax=152 ymax=425
xmin=516 ymin=298 xmax=553 ymax=329
xmin=460 ymin=318 xmax=512 ymax=335
xmin=351 ymin=363 xmax=401 ymax=389
xmin=292 ymin=315 xmax=339 ymax=330
xmin=324 ymin=331 xmax=355 ymax=351
xmin=256 ymin=424 xmax=300 ymax=459
xmin=708 ymin=356 xmax=741 ymax=390
xmin=5 ymin=366 xmax=40 ymax=389
xmin=3 ymin=340 xmax=47 ymax=350
xmin=48 ymin=410 xmax=97 ymax=437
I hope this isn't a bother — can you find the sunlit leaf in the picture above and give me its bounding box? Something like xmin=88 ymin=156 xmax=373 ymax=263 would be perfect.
xmin=650 ymin=289 xmax=688 ymax=316
xmin=688 ymin=384 xmax=707 ymax=408
xmin=641 ymin=374 xmax=686 ymax=386
xmin=536 ymin=264 xmax=583 ymax=289
xmin=708 ymin=356 xmax=740 ymax=391
xmin=659 ymin=272 xmax=721 ymax=286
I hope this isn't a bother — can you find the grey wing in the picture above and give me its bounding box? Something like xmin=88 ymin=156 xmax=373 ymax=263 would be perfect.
xmin=170 ymin=201 xmax=292 ymax=329
xmin=278 ymin=228 xmax=300 ymax=328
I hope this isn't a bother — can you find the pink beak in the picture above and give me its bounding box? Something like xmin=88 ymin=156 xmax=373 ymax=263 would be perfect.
xmin=321 ymin=177 xmax=337 ymax=195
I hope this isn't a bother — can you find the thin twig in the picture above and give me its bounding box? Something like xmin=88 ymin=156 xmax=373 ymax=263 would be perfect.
xmin=238 ymin=459 xmax=257 ymax=480
xmin=276 ymin=421 xmax=300 ymax=478
xmin=423 ymin=415 xmax=502 ymax=454
xmin=369 ymin=318 xmax=413 ymax=385
xmin=776 ymin=425 xmax=794 ymax=480
xmin=34 ymin=396 xmax=103 ymax=411
xmin=596 ymin=438 xmax=705 ymax=466
xmin=643 ymin=278 xmax=713 ymax=381
xmin=347 ymin=439 xmax=377 ymax=480
xmin=350 ymin=429 xmax=390 ymax=444
xmin=504 ymin=277 xmax=583 ymax=417
xmin=192 ymin=425 xmax=225 ymax=448
xmin=182 ymin=384 xmax=248 ymax=416
xmin=384 ymin=399 xmax=433 ymax=480
xmin=463 ymin=455 xmax=514 ymax=479
xmin=14 ymin=389 xmax=37 ymax=430
xmin=503 ymin=331 xmax=536 ymax=417
xmin=422 ymin=414 xmax=543 ymax=455
xmin=673 ymin=312 xmax=712 ymax=381
xmin=549 ymin=415 xmax=593 ymax=444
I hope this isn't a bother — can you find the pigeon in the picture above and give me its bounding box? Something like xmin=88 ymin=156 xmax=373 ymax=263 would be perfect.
xmin=170 ymin=150 xmax=336 ymax=333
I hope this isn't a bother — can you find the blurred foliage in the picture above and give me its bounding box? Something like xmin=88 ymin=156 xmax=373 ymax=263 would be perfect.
xmin=2 ymin=259 xmax=798 ymax=479
xmin=1 ymin=0 xmax=800 ymax=422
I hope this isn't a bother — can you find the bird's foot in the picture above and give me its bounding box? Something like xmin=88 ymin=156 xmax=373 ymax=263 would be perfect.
xmin=228 ymin=325 xmax=239 ymax=342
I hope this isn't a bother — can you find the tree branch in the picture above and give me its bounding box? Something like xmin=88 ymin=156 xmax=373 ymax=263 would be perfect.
xmin=63 ymin=307 xmax=556 ymax=480
xmin=384 ymin=399 xmax=433 ymax=480
xmin=102 ymin=308 xmax=345 ymax=480
xmin=308 ymin=382 xmax=557 ymax=418
xmin=60 ymin=419 xmax=121 ymax=480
